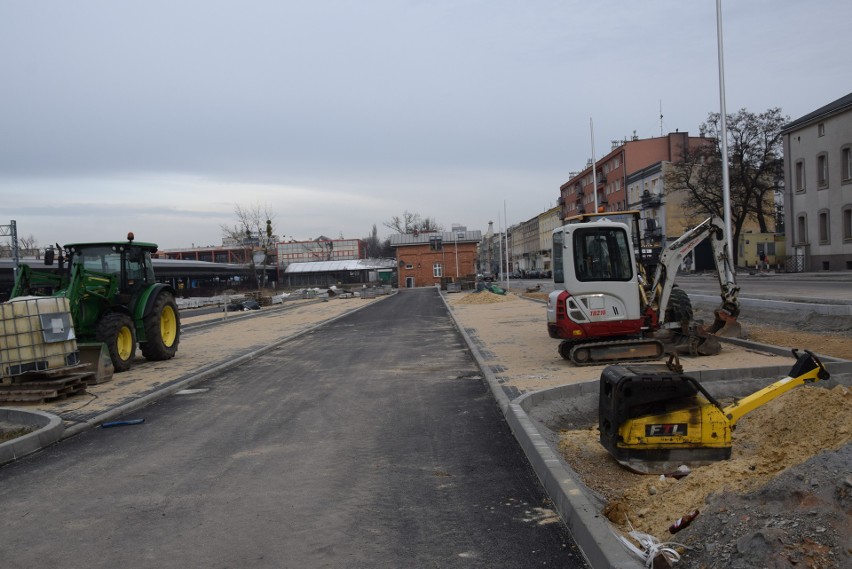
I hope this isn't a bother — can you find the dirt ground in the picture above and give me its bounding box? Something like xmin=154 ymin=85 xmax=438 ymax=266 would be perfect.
xmin=446 ymin=289 xmax=852 ymax=569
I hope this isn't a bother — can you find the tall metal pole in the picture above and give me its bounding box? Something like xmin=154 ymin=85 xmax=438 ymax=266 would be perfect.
xmin=504 ymin=201 xmax=510 ymax=290
xmin=716 ymin=0 xmax=734 ymax=280
xmin=10 ymin=220 xmax=19 ymax=279
xmin=454 ymin=229 xmax=459 ymax=278
xmin=497 ymin=210 xmax=503 ymax=281
xmin=590 ymin=118 xmax=599 ymax=212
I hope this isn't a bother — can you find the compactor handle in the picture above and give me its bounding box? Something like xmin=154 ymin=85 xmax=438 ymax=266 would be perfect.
xmin=790 ymin=349 xmax=829 ymax=382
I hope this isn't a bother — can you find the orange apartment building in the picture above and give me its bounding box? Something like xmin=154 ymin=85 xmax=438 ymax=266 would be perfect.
xmin=389 ymin=228 xmax=482 ymax=288
xmin=558 ymin=132 xmax=711 ymax=220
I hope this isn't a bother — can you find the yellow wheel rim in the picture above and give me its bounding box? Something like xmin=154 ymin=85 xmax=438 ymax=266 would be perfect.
xmin=160 ymin=305 xmax=177 ymax=347
xmin=117 ymin=325 xmax=134 ymax=361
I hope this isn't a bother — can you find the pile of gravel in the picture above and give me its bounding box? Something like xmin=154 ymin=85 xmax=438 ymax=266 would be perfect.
xmin=676 ymin=443 xmax=851 ymax=568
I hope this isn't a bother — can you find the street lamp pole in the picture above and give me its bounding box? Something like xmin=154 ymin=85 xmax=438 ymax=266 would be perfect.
xmin=716 ymin=0 xmax=734 ymax=281
xmin=454 ymin=230 xmax=459 ymax=279
xmin=590 ymin=118 xmax=599 ymax=212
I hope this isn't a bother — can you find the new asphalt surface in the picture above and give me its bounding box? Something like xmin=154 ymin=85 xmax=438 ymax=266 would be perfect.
xmin=0 ymin=288 xmax=589 ymax=568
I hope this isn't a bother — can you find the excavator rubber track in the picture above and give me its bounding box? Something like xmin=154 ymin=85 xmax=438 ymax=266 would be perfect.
xmin=567 ymin=338 xmax=665 ymax=366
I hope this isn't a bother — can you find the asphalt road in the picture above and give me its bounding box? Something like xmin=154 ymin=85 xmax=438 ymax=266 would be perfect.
xmin=506 ymin=272 xmax=852 ymax=304
xmin=675 ymin=272 xmax=852 ymax=303
xmin=0 ymin=288 xmax=588 ymax=569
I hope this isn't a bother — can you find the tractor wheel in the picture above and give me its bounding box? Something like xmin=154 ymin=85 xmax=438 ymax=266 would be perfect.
xmin=96 ymin=312 xmax=137 ymax=372
xmin=141 ymin=291 xmax=181 ymax=361
xmin=666 ymin=287 xmax=694 ymax=325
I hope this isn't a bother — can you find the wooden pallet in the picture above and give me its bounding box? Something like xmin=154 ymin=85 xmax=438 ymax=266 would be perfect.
xmin=0 ymin=367 xmax=94 ymax=404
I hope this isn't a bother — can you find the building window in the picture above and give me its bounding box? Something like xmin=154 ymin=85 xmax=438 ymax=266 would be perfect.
xmin=843 ymin=206 xmax=852 ymax=241
xmin=818 ymin=123 xmax=825 ymax=137
xmin=842 ymin=147 xmax=852 ymax=182
xmin=817 ymin=153 xmax=828 ymax=188
xmin=429 ymin=236 xmax=443 ymax=251
xmin=795 ymin=160 xmax=805 ymax=192
xmin=796 ymin=215 xmax=807 ymax=245
xmin=433 ymin=263 xmax=443 ymax=277
xmin=405 ymin=264 xmax=413 ymax=270
xmin=818 ymin=210 xmax=830 ymax=244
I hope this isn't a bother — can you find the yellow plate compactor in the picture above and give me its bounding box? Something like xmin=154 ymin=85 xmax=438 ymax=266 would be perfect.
xmin=598 ymin=350 xmax=829 ymax=474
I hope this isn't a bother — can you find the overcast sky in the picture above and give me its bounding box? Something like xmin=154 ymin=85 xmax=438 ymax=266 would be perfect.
xmin=2 ymin=0 xmax=850 ymax=250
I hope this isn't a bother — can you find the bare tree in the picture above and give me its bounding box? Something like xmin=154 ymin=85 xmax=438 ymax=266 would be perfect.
xmin=383 ymin=210 xmax=443 ymax=234
xmin=362 ymin=225 xmax=383 ymax=258
xmin=220 ymin=203 xmax=277 ymax=288
xmin=19 ymin=234 xmax=40 ymax=258
xmin=665 ymin=108 xmax=787 ymax=265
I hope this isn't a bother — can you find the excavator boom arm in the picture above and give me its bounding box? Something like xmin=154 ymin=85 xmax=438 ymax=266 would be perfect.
xmin=651 ymin=216 xmax=738 ymax=326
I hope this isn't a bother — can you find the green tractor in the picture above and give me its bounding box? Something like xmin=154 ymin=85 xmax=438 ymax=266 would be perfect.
xmin=11 ymin=233 xmax=180 ymax=374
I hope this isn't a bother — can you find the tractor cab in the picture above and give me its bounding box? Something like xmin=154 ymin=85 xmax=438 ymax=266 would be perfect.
xmin=62 ymin=241 xmax=158 ymax=304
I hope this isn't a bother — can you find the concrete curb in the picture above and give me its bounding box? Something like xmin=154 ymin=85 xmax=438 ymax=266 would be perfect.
xmin=0 ymin=408 xmax=64 ymax=467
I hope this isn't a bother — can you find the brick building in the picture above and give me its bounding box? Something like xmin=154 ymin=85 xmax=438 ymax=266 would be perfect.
xmin=389 ymin=227 xmax=482 ymax=288
xmin=558 ymin=132 xmax=711 ymax=220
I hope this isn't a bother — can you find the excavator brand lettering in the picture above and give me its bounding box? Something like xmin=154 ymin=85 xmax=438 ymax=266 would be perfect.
xmin=590 ymin=309 xmax=606 ymax=317
xmin=646 ymin=423 xmax=688 ymax=437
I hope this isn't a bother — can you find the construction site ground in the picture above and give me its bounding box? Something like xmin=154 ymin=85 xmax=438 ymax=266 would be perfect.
xmin=3 ymin=287 xmax=851 ymax=568
xmin=446 ymin=289 xmax=852 ymax=569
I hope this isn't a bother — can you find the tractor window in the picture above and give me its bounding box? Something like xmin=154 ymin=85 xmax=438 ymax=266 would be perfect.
xmin=125 ymin=248 xmax=152 ymax=290
xmin=144 ymin=252 xmax=155 ymax=282
xmin=76 ymin=246 xmax=123 ymax=275
xmin=573 ymin=227 xmax=633 ymax=282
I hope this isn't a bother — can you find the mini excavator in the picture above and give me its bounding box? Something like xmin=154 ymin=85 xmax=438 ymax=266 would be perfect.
xmin=598 ymin=349 xmax=830 ymax=474
xmin=547 ymin=211 xmax=741 ymax=366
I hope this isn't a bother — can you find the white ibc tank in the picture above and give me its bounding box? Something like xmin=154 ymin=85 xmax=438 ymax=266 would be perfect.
xmin=0 ymin=296 xmax=79 ymax=379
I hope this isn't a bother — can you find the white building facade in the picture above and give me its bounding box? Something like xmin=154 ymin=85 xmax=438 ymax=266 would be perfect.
xmin=782 ymin=92 xmax=852 ymax=271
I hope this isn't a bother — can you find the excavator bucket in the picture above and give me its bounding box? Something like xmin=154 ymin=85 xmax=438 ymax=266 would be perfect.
xmin=709 ymin=308 xmax=742 ymax=338
xmin=77 ymin=342 xmax=115 ymax=384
